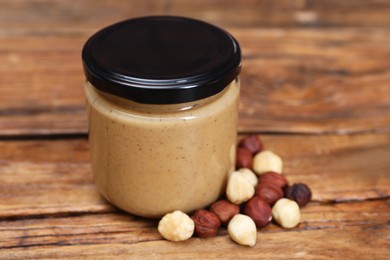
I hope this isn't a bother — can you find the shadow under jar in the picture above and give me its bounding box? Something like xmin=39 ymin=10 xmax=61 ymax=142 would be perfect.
xmin=82 ymin=16 xmax=241 ymax=218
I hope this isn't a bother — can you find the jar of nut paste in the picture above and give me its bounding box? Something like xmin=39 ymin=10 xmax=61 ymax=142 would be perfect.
xmin=82 ymin=16 xmax=241 ymax=218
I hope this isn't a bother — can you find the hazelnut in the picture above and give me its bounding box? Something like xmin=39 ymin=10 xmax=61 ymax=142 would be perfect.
xmin=238 ymin=168 xmax=258 ymax=187
xmin=158 ymin=210 xmax=194 ymax=242
xmin=227 ymin=214 xmax=257 ymax=247
xmin=255 ymin=183 xmax=283 ymax=205
xmin=238 ymin=135 xmax=263 ymax=154
xmin=244 ymin=196 xmax=272 ymax=228
xmin=226 ymin=171 xmax=255 ymax=204
xmin=191 ymin=210 xmax=221 ymax=238
xmin=284 ymin=183 xmax=312 ymax=207
xmin=236 ymin=147 xmax=253 ymax=169
xmin=259 ymin=171 xmax=288 ymax=189
xmin=210 ymin=200 xmax=240 ymax=226
xmin=253 ymin=150 xmax=283 ymax=175
xmin=272 ymin=198 xmax=300 ymax=228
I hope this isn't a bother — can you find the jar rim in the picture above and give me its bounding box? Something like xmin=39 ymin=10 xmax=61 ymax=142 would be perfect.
xmin=82 ymin=16 xmax=241 ymax=104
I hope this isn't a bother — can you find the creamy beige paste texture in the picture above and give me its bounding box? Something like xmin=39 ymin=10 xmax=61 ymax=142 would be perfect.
xmin=85 ymin=80 xmax=240 ymax=217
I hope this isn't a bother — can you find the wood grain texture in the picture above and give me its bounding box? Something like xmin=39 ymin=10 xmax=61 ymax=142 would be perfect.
xmin=0 ymin=139 xmax=113 ymax=218
xmin=1 ymin=0 xmax=390 ymax=37
xmin=0 ymin=0 xmax=390 ymax=135
xmin=1 ymin=28 xmax=390 ymax=135
xmin=240 ymin=28 xmax=390 ymax=133
xmin=0 ymin=200 xmax=388 ymax=259
xmin=1 ymin=1 xmax=390 ymax=258
xmin=0 ymin=134 xmax=388 ymax=219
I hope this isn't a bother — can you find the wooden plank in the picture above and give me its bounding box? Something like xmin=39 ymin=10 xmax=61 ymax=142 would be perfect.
xmin=0 ymin=200 xmax=388 ymax=258
xmin=0 ymin=1 xmax=388 ymax=258
xmin=0 ymin=0 xmax=165 ymax=36
xmin=167 ymin=0 xmax=390 ymax=29
xmin=240 ymin=29 xmax=390 ymax=133
xmin=0 ymin=139 xmax=114 ymax=218
xmin=0 ymin=134 xmax=389 ymax=218
xmin=263 ymin=134 xmax=390 ymax=203
xmin=1 ymin=0 xmax=390 ymax=37
xmin=1 ymin=28 xmax=390 ymax=135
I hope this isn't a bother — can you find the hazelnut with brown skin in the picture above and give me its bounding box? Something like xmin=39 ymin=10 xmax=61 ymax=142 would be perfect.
xmin=255 ymin=183 xmax=283 ymax=205
xmin=244 ymin=196 xmax=272 ymax=228
xmin=259 ymin=171 xmax=288 ymax=189
xmin=191 ymin=210 xmax=221 ymax=238
xmin=236 ymin=147 xmax=253 ymax=169
xmin=238 ymin=135 xmax=263 ymax=155
xmin=210 ymin=200 xmax=240 ymax=226
xmin=284 ymin=183 xmax=312 ymax=207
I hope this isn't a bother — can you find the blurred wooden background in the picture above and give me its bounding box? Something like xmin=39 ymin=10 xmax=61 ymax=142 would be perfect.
xmin=0 ymin=0 xmax=389 ymax=259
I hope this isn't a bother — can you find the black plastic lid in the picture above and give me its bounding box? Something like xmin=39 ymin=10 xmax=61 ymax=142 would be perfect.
xmin=82 ymin=16 xmax=241 ymax=104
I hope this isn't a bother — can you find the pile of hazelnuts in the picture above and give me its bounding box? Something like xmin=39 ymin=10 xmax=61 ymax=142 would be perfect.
xmin=158 ymin=135 xmax=312 ymax=247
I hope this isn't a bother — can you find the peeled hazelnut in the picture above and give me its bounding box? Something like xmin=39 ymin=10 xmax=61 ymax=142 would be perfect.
xmin=228 ymin=214 xmax=257 ymax=247
xmin=272 ymin=198 xmax=300 ymax=228
xmin=210 ymin=200 xmax=240 ymax=226
xmin=253 ymin=150 xmax=283 ymax=175
xmin=238 ymin=135 xmax=263 ymax=154
xmin=191 ymin=210 xmax=221 ymax=238
xmin=236 ymin=147 xmax=253 ymax=169
xmin=284 ymin=183 xmax=312 ymax=207
xmin=158 ymin=210 xmax=194 ymax=242
xmin=226 ymin=171 xmax=255 ymax=204
xmin=244 ymin=196 xmax=272 ymax=228
xmin=255 ymin=183 xmax=283 ymax=205
xmin=259 ymin=171 xmax=288 ymax=189
xmin=238 ymin=168 xmax=258 ymax=187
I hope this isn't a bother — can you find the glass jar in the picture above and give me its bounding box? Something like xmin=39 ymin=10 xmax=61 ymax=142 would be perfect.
xmin=82 ymin=16 xmax=241 ymax=218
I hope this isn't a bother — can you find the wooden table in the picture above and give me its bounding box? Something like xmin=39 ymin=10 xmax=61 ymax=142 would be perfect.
xmin=1 ymin=1 xmax=389 ymax=258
